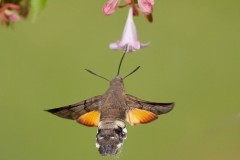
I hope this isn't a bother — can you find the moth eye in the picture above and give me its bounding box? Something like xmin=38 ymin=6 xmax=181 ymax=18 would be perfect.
xmin=114 ymin=128 xmax=121 ymax=134
xmin=114 ymin=127 xmax=127 ymax=139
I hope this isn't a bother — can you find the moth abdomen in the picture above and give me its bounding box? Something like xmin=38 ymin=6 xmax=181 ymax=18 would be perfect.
xmin=96 ymin=121 xmax=127 ymax=156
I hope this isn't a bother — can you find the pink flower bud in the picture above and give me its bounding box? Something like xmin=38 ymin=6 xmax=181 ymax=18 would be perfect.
xmin=102 ymin=0 xmax=120 ymax=15
xmin=138 ymin=0 xmax=154 ymax=15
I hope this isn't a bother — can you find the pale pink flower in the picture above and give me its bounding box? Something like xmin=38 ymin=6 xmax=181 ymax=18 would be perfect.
xmin=109 ymin=7 xmax=149 ymax=53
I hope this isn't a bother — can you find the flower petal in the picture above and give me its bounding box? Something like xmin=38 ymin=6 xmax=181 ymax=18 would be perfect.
xmin=102 ymin=0 xmax=120 ymax=15
xmin=4 ymin=3 xmax=21 ymax=10
xmin=126 ymin=41 xmax=150 ymax=52
xmin=140 ymin=42 xmax=150 ymax=48
xmin=138 ymin=0 xmax=154 ymax=15
xmin=124 ymin=0 xmax=132 ymax=4
xmin=5 ymin=10 xmax=20 ymax=22
xmin=109 ymin=41 xmax=121 ymax=50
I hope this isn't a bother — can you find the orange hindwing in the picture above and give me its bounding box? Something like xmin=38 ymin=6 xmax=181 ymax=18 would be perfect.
xmin=77 ymin=111 xmax=100 ymax=127
xmin=126 ymin=108 xmax=157 ymax=126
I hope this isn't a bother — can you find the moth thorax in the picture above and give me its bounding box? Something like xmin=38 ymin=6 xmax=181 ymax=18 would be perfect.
xmin=96 ymin=120 xmax=127 ymax=156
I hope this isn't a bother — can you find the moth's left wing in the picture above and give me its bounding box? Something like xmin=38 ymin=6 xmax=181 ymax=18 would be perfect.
xmin=125 ymin=94 xmax=174 ymax=126
xmin=46 ymin=95 xmax=102 ymax=127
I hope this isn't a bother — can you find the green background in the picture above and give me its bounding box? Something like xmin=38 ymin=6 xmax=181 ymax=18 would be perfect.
xmin=0 ymin=0 xmax=240 ymax=160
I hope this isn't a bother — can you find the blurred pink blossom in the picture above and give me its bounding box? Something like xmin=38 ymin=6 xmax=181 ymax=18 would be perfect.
xmin=0 ymin=3 xmax=20 ymax=25
xmin=4 ymin=10 xmax=20 ymax=22
xmin=109 ymin=7 xmax=149 ymax=53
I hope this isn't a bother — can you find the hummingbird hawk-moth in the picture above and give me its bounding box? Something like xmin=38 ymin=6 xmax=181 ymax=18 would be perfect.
xmin=46 ymin=52 xmax=174 ymax=156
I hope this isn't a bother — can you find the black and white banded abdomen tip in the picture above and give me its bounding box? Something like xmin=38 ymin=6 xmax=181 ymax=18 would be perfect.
xmin=96 ymin=126 xmax=127 ymax=156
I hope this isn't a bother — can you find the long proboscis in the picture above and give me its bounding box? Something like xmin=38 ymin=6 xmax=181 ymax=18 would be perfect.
xmin=117 ymin=49 xmax=127 ymax=76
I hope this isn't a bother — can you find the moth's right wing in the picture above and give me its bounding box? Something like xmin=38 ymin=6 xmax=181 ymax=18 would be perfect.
xmin=125 ymin=94 xmax=175 ymax=125
xmin=45 ymin=95 xmax=102 ymax=127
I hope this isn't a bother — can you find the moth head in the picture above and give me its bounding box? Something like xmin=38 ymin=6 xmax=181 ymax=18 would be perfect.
xmin=110 ymin=76 xmax=124 ymax=88
xmin=96 ymin=126 xmax=127 ymax=156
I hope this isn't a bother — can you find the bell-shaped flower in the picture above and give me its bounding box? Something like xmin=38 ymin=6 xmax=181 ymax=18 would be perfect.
xmin=109 ymin=7 xmax=149 ymax=53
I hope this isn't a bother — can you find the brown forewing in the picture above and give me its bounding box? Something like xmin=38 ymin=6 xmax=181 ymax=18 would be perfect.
xmin=125 ymin=94 xmax=174 ymax=125
xmin=46 ymin=95 xmax=102 ymax=121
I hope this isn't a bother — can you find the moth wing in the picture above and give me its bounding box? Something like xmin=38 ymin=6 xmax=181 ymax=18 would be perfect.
xmin=46 ymin=95 xmax=101 ymax=127
xmin=125 ymin=94 xmax=174 ymax=126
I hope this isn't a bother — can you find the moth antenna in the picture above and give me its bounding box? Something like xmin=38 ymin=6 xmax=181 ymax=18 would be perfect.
xmin=85 ymin=69 xmax=110 ymax=82
xmin=123 ymin=66 xmax=141 ymax=79
xmin=117 ymin=48 xmax=128 ymax=76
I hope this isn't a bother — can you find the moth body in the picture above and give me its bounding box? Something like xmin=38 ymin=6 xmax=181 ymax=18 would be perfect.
xmin=46 ymin=76 xmax=174 ymax=156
